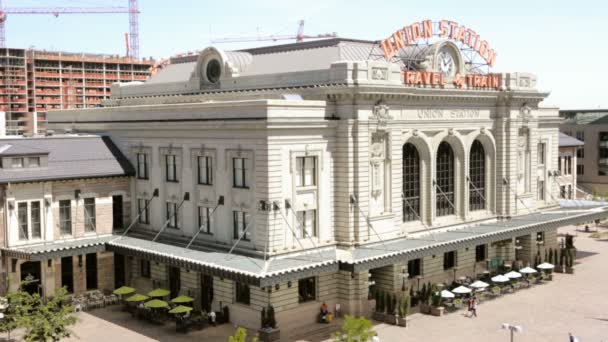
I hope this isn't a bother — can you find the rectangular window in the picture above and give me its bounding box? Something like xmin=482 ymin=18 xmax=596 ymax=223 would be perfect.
xmin=136 ymin=153 xmax=149 ymax=180
xmin=475 ymin=244 xmax=487 ymax=262
xmin=566 ymin=156 xmax=572 ymax=175
xmin=166 ymin=202 xmax=179 ymax=229
xmin=538 ymin=180 xmax=545 ymax=201
xmin=577 ymin=164 xmax=584 ymax=175
xmin=233 ymin=211 xmax=250 ymax=240
xmin=198 ymin=206 xmax=212 ymax=234
xmin=140 ymin=259 xmax=151 ymax=278
xmin=197 ymin=155 xmax=213 ymax=185
xmin=165 ymin=154 xmax=178 ymax=182
xmin=407 ymin=258 xmax=421 ymax=278
xmin=233 ymin=157 xmax=247 ymax=188
xmin=298 ymin=277 xmax=317 ymax=303
xmin=28 ymin=157 xmax=40 ymax=167
xmin=17 ymin=202 xmax=28 ymax=240
xmin=296 ymin=156 xmax=316 ymax=187
xmin=12 ymin=158 xmax=23 ymax=168
xmin=558 ymin=156 xmax=562 ymax=174
xmin=537 ymin=143 xmax=545 ymax=165
xmin=235 ymin=282 xmax=250 ymax=305
xmin=59 ymin=200 xmax=72 ymax=235
xmin=137 ymin=199 xmax=150 ymax=224
xmin=296 ymin=209 xmax=317 ymax=238
xmin=31 ymin=201 xmax=41 ymax=239
xmin=85 ymin=253 xmax=98 ymax=290
xmin=443 ymin=251 xmax=456 ymax=270
xmin=84 ymin=198 xmax=96 ymax=232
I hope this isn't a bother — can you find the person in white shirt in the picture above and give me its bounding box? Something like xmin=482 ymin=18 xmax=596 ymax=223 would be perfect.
xmin=209 ymin=310 xmax=216 ymax=326
xmin=372 ymin=333 xmax=380 ymax=342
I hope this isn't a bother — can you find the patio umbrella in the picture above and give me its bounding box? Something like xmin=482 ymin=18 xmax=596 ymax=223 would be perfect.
xmin=144 ymin=299 xmax=169 ymax=309
xmin=504 ymin=271 xmax=522 ymax=279
xmin=113 ymin=286 xmax=135 ymax=296
xmin=147 ymin=288 xmax=171 ymax=298
xmin=441 ymin=290 xmax=455 ymax=298
xmin=537 ymin=262 xmax=554 ymax=270
xmin=469 ymin=280 xmax=489 ymax=289
xmin=519 ymin=267 xmax=538 ymax=274
xmin=125 ymin=293 xmax=149 ymax=302
xmin=491 ymin=275 xmax=510 ymax=283
xmin=171 ymin=295 xmax=194 ymax=304
xmin=452 ymin=286 xmax=472 ymax=294
xmin=168 ymin=305 xmax=193 ymax=314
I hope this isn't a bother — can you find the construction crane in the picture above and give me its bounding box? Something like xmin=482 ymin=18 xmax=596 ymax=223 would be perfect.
xmin=0 ymin=0 xmax=140 ymax=59
xmin=211 ymin=20 xmax=337 ymax=44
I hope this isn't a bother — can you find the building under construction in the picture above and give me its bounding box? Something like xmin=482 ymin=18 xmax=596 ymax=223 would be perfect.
xmin=0 ymin=48 xmax=154 ymax=135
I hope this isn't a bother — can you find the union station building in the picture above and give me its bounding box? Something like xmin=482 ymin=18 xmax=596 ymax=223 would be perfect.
xmin=5 ymin=29 xmax=604 ymax=336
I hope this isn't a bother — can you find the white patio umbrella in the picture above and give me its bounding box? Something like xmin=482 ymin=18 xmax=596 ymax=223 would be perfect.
xmin=469 ymin=280 xmax=490 ymax=289
xmin=441 ymin=290 xmax=455 ymax=298
xmin=491 ymin=275 xmax=510 ymax=283
xmin=504 ymin=271 xmax=522 ymax=279
xmin=452 ymin=286 xmax=472 ymax=294
xmin=519 ymin=267 xmax=538 ymax=274
xmin=537 ymin=262 xmax=554 ymax=270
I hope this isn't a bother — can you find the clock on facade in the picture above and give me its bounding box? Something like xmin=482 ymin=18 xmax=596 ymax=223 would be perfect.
xmin=437 ymin=49 xmax=456 ymax=78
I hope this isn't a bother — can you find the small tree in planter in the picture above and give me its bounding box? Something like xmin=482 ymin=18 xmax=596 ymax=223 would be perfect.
xmin=372 ymin=290 xmax=385 ymax=322
xmin=384 ymin=293 xmax=396 ymax=324
xmin=409 ymin=287 xmax=417 ymax=307
xmin=553 ymin=249 xmax=558 ymax=267
xmin=258 ymin=305 xmax=279 ymax=342
xmin=534 ymin=250 xmax=542 ymax=266
xmin=429 ymin=284 xmax=444 ymax=317
xmin=566 ymin=249 xmax=575 ymax=274
xmin=397 ymin=295 xmax=410 ymax=327
xmin=544 ymin=249 xmax=548 ymax=263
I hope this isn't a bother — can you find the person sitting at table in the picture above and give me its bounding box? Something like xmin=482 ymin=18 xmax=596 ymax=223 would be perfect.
xmin=319 ymin=302 xmax=329 ymax=323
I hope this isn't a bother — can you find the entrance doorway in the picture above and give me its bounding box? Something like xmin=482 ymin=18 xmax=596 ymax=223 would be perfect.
xmin=200 ymin=274 xmax=214 ymax=312
xmin=169 ymin=266 xmax=181 ymax=298
xmin=86 ymin=253 xmax=98 ymax=290
xmin=61 ymin=256 xmax=74 ymax=293
xmin=114 ymin=253 xmax=125 ymax=289
xmin=112 ymin=195 xmax=124 ymax=230
xmin=20 ymin=261 xmax=41 ymax=295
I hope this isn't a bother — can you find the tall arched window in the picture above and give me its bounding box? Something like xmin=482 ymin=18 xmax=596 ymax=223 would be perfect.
xmin=469 ymin=140 xmax=486 ymax=211
xmin=402 ymin=143 xmax=420 ymax=222
xmin=436 ymin=141 xmax=455 ymax=216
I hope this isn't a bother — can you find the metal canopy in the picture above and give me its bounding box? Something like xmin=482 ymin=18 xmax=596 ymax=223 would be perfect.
xmin=1 ymin=235 xmax=112 ymax=261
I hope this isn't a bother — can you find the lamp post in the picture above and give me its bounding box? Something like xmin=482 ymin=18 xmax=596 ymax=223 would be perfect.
xmin=502 ymin=323 xmax=522 ymax=342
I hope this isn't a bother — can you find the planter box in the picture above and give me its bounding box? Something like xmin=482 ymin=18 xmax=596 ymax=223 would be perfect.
xmin=258 ymin=328 xmax=280 ymax=342
xmin=397 ymin=317 xmax=408 ymax=327
xmin=566 ymin=267 xmax=575 ymax=274
xmin=384 ymin=314 xmax=398 ymax=325
xmin=554 ymin=265 xmax=564 ymax=273
xmin=419 ymin=304 xmax=431 ymax=315
xmin=372 ymin=312 xmax=386 ymax=322
xmin=430 ymin=306 xmax=444 ymax=317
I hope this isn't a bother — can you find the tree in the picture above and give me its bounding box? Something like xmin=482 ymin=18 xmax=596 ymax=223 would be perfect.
xmin=331 ymin=315 xmax=375 ymax=342
xmin=22 ymin=287 xmax=77 ymax=342
xmin=0 ymin=286 xmax=35 ymax=341
xmin=228 ymin=327 xmax=259 ymax=342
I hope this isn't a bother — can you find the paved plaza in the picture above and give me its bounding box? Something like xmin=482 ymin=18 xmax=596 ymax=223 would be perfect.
xmin=62 ymin=225 xmax=608 ymax=342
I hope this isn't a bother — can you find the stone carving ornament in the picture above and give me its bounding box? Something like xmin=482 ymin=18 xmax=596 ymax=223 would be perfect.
xmin=372 ymin=102 xmax=392 ymax=124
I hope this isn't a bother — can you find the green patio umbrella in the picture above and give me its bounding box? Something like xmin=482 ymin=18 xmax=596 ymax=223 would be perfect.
xmin=168 ymin=305 xmax=193 ymax=314
xmin=113 ymin=286 xmax=135 ymax=296
xmin=144 ymin=299 xmax=169 ymax=309
xmin=147 ymin=288 xmax=171 ymax=298
xmin=125 ymin=293 xmax=149 ymax=302
xmin=170 ymin=295 xmax=194 ymax=304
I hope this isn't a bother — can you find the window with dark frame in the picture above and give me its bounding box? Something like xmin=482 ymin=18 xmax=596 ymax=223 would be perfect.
xmin=577 ymin=164 xmax=584 ymax=175
xmin=538 ymin=180 xmax=545 ymax=201
xmin=197 ymin=155 xmax=213 ymax=185
xmin=137 ymin=153 xmax=149 ymax=180
xmin=165 ymin=154 xmax=178 ymax=182
xmin=233 ymin=211 xmax=250 ymax=240
xmin=235 ymin=282 xmax=250 ymax=305
xmin=469 ymin=140 xmax=486 ymax=211
xmin=537 ymin=143 xmax=545 ymax=164
xmin=402 ymin=143 xmax=420 ymax=222
xmin=28 ymin=157 xmax=40 ymax=167
xmin=233 ymin=157 xmax=247 ymax=188
xmin=443 ymin=251 xmax=456 ymax=270
xmin=140 ymin=259 xmax=151 ymax=278
xmin=17 ymin=202 xmax=28 ymax=240
xmin=298 ymin=277 xmax=317 ymax=303
xmin=198 ymin=206 xmax=212 ymax=234
xmin=475 ymin=244 xmax=487 ymax=262
xmin=166 ymin=202 xmax=179 ymax=229
xmin=296 ymin=156 xmax=316 ymax=187
xmin=296 ymin=209 xmax=317 ymax=238
xmin=59 ymin=199 xmax=72 ymax=235
xmin=407 ymin=258 xmax=421 ymax=278
xmin=31 ymin=201 xmax=41 ymax=239
xmin=436 ymin=142 xmax=455 ymax=216
xmin=84 ymin=198 xmax=96 ymax=232
xmin=137 ymin=198 xmax=150 ymax=224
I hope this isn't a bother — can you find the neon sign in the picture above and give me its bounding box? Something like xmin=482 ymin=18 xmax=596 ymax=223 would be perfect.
xmin=380 ymin=19 xmax=497 ymax=67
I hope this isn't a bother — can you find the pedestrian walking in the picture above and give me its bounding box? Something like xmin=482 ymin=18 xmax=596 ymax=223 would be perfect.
xmin=209 ymin=310 xmax=216 ymax=326
xmin=569 ymin=332 xmax=579 ymax=342
xmin=470 ymin=296 xmax=478 ymax=318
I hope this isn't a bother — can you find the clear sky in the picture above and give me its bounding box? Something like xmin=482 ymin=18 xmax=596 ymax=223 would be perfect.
xmin=6 ymin=0 xmax=607 ymax=109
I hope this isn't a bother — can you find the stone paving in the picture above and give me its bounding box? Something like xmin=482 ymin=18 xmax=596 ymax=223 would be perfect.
xmin=63 ymin=225 xmax=608 ymax=342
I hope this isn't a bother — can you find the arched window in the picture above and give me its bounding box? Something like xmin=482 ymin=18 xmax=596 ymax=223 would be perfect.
xmin=402 ymin=143 xmax=420 ymax=222
xmin=436 ymin=141 xmax=455 ymax=216
xmin=469 ymin=140 xmax=486 ymax=211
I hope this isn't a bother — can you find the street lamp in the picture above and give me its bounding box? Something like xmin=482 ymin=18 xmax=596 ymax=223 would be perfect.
xmin=502 ymin=323 xmax=522 ymax=342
